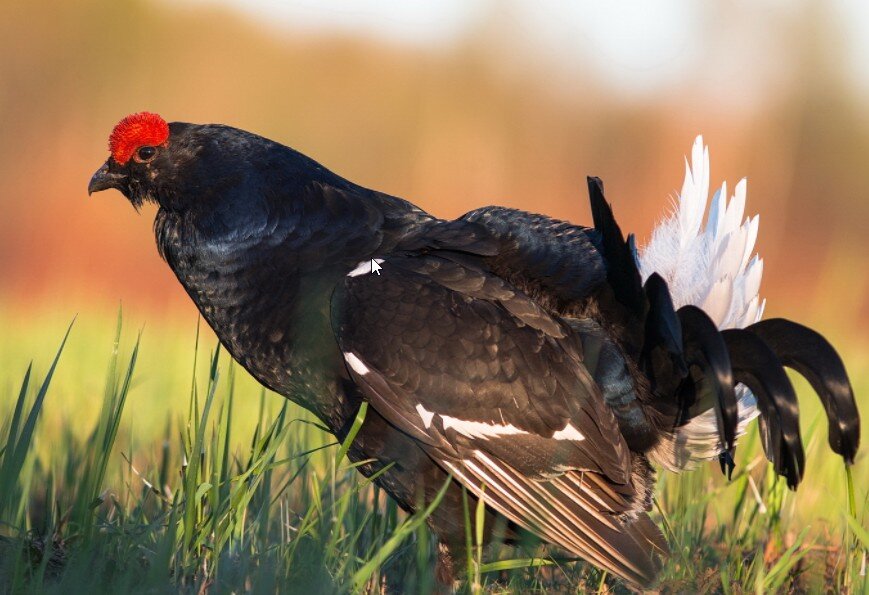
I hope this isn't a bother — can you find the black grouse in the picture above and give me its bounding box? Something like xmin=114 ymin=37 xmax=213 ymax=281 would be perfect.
xmin=88 ymin=112 xmax=860 ymax=587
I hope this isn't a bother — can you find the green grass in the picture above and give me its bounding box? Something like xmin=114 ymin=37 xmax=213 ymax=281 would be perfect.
xmin=0 ymin=312 xmax=866 ymax=593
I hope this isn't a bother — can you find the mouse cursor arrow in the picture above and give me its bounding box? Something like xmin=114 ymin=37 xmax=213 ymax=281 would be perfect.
xmin=370 ymin=259 xmax=383 ymax=275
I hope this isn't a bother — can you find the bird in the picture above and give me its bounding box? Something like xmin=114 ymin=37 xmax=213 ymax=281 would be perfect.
xmin=88 ymin=112 xmax=860 ymax=588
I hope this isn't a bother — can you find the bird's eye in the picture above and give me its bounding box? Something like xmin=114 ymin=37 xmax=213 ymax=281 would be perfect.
xmin=136 ymin=145 xmax=157 ymax=162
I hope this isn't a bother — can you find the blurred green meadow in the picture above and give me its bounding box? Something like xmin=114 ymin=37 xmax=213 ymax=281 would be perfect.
xmin=0 ymin=308 xmax=866 ymax=593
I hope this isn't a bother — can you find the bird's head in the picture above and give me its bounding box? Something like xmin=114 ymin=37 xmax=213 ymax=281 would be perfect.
xmin=89 ymin=112 xmax=393 ymax=257
xmin=88 ymin=112 xmax=183 ymax=209
xmin=88 ymin=112 xmax=300 ymax=217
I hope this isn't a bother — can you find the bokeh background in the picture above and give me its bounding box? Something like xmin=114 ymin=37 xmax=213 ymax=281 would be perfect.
xmin=2 ymin=0 xmax=869 ymax=336
xmin=0 ymin=2 xmax=867 ymax=588
xmin=0 ymin=0 xmax=868 ymax=425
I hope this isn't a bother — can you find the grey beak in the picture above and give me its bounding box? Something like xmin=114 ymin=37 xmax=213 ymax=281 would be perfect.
xmin=88 ymin=161 xmax=126 ymax=195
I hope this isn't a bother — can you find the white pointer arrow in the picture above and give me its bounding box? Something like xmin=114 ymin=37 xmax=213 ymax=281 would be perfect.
xmin=347 ymin=258 xmax=385 ymax=278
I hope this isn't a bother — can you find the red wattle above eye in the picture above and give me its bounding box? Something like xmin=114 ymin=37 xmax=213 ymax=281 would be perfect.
xmin=109 ymin=112 xmax=169 ymax=165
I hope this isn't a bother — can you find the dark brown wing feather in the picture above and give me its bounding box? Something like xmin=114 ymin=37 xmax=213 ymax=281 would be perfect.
xmin=331 ymin=251 xmax=666 ymax=586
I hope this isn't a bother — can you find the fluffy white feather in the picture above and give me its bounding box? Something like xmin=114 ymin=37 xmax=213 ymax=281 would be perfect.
xmin=638 ymin=136 xmax=764 ymax=470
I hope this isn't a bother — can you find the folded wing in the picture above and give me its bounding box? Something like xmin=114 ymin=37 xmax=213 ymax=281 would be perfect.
xmin=330 ymin=250 xmax=666 ymax=586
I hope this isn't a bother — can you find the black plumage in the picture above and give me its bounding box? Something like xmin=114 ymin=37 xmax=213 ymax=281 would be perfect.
xmin=748 ymin=319 xmax=859 ymax=464
xmin=677 ymin=305 xmax=738 ymax=456
xmin=89 ymin=114 xmax=860 ymax=588
xmin=722 ymin=329 xmax=805 ymax=488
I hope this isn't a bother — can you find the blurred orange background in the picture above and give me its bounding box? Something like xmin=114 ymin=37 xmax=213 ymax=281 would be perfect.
xmin=1 ymin=0 xmax=868 ymax=346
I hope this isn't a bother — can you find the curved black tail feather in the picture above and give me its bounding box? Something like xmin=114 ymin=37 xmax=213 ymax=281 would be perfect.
xmin=748 ymin=318 xmax=860 ymax=464
xmin=721 ymin=329 xmax=805 ymax=489
xmin=677 ymin=306 xmax=738 ymax=455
